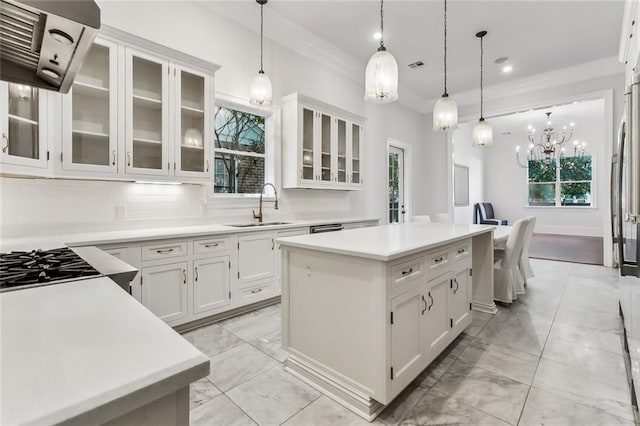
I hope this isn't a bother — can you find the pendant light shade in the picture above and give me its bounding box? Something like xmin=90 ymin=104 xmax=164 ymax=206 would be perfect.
xmin=473 ymin=30 xmax=493 ymax=146
xmin=365 ymin=0 xmax=399 ymax=103
xmin=432 ymin=0 xmax=458 ymax=131
xmin=249 ymin=0 xmax=272 ymax=106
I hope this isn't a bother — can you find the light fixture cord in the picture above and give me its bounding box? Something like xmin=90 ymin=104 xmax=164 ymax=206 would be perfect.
xmin=379 ymin=0 xmax=385 ymax=49
xmin=480 ymin=34 xmax=484 ymax=119
xmin=260 ymin=2 xmax=264 ymax=73
xmin=443 ymin=0 xmax=448 ymax=96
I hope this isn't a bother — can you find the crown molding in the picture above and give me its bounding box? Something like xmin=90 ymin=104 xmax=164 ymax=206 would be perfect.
xmin=423 ymin=56 xmax=624 ymax=114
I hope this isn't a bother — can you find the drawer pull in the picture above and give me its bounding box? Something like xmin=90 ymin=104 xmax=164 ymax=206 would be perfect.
xmin=428 ymin=292 xmax=434 ymax=310
xmin=421 ymin=295 xmax=427 ymax=315
xmin=182 ymin=269 xmax=187 ymax=284
xmin=453 ymin=278 xmax=459 ymax=294
xmin=156 ymin=248 xmax=174 ymax=254
xmin=251 ymin=288 xmax=263 ymax=294
xmin=204 ymin=243 xmax=219 ymax=248
xmin=401 ymin=268 xmax=414 ymax=276
xmin=457 ymin=248 xmax=466 ymax=254
xmin=434 ymin=256 xmax=444 ymax=264
xmin=194 ymin=267 xmax=198 ymax=282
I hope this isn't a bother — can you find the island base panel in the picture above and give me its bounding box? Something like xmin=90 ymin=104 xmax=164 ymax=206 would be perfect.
xmin=471 ymin=231 xmax=498 ymax=314
xmin=102 ymin=387 xmax=189 ymax=426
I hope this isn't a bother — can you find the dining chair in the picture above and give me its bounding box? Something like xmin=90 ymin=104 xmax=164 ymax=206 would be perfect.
xmin=412 ymin=215 xmax=432 ymax=223
xmin=494 ymin=217 xmax=529 ymax=304
xmin=431 ymin=213 xmax=452 ymax=224
xmin=520 ymin=216 xmax=536 ymax=284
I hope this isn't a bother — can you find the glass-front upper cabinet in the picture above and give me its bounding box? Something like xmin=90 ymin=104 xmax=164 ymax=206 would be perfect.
xmin=350 ymin=123 xmax=363 ymax=185
xmin=125 ymin=48 xmax=169 ymax=176
xmin=301 ymin=107 xmax=316 ymax=182
xmin=320 ymin=113 xmax=332 ymax=182
xmin=0 ymin=82 xmax=48 ymax=169
xmin=174 ymin=66 xmax=209 ymax=177
xmin=335 ymin=118 xmax=347 ymax=183
xmin=62 ymin=37 xmax=118 ymax=173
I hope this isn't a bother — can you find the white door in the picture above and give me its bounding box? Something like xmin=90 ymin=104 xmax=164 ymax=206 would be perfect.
xmin=423 ymin=274 xmax=450 ymax=360
xmin=193 ymin=256 xmax=230 ymax=316
xmin=390 ymin=285 xmax=425 ymax=394
xmin=449 ymin=263 xmax=472 ymax=334
xmin=238 ymin=232 xmax=275 ymax=286
xmin=388 ymin=145 xmax=406 ymax=223
xmin=141 ymin=261 xmax=188 ymax=325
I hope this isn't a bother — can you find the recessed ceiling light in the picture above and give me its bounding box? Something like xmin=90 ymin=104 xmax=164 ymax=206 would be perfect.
xmin=373 ymin=32 xmax=382 ymax=40
xmin=502 ymin=64 xmax=513 ymax=73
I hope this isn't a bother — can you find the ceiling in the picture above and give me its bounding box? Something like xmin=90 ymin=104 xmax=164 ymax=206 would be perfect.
xmin=264 ymin=1 xmax=624 ymax=100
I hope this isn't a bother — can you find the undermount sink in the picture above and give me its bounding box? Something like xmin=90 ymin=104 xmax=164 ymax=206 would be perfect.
xmin=229 ymin=222 xmax=291 ymax=227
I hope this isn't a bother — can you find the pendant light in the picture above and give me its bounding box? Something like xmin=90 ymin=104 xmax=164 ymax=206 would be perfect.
xmin=364 ymin=0 xmax=399 ymax=103
xmin=249 ymin=0 xmax=272 ymax=106
xmin=432 ymin=0 xmax=458 ymax=131
xmin=472 ymin=30 xmax=493 ymax=146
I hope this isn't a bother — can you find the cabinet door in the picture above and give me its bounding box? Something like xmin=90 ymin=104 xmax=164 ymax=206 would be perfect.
xmin=174 ymin=65 xmax=210 ymax=178
xmin=350 ymin=123 xmax=363 ymax=186
xmin=0 ymin=82 xmax=48 ymax=169
xmin=449 ymin=264 xmax=472 ymax=334
xmin=300 ymin=107 xmax=317 ymax=183
xmin=62 ymin=38 xmax=118 ymax=174
xmin=238 ymin=232 xmax=275 ymax=286
xmin=319 ymin=112 xmax=332 ymax=183
xmin=423 ymin=274 xmax=450 ymax=360
xmin=390 ymin=285 xmax=426 ymax=393
xmin=141 ymin=261 xmax=188 ymax=325
xmin=125 ymin=48 xmax=170 ymax=176
xmin=193 ymin=256 xmax=230 ymax=316
xmin=335 ymin=117 xmax=347 ymax=184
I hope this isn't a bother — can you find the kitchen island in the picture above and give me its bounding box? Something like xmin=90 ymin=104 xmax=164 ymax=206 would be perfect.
xmin=278 ymin=223 xmax=495 ymax=421
xmin=0 ymin=277 xmax=209 ymax=426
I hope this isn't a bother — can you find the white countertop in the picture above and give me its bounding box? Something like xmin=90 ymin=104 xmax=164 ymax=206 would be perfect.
xmin=0 ymin=217 xmax=379 ymax=251
xmin=277 ymin=223 xmax=495 ymax=261
xmin=0 ymin=277 xmax=209 ymax=426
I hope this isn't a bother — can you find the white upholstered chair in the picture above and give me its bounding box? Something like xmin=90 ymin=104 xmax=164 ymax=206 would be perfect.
xmin=431 ymin=213 xmax=452 ymax=224
xmin=412 ymin=215 xmax=432 ymax=223
xmin=520 ymin=216 xmax=536 ymax=283
xmin=494 ymin=218 xmax=530 ymax=304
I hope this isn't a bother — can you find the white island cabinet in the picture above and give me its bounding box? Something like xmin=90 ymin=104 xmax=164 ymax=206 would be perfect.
xmin=278 ymin=223 xmax=495 ymax=421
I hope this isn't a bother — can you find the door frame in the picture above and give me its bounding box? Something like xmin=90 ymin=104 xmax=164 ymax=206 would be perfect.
xmin=387 ymin=138 xmax=412 ymax=224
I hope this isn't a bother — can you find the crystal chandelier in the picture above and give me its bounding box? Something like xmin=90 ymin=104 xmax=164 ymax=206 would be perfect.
xmin=364 ymin=0 xmax=399 ymax=104
xmin=515 ymin=112 xmax=578 ymax=167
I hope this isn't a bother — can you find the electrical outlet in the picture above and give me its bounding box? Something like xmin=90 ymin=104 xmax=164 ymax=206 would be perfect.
xmin=116 ymin=204 xmax=127 ymax=220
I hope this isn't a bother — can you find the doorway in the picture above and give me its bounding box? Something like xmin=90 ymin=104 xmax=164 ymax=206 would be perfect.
xmin=388 ymin=144 xmax=406 ymax=223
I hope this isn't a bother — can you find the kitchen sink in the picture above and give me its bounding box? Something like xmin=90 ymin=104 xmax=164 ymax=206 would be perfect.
xmin=229 ymin=222 xmax=291 ymax=227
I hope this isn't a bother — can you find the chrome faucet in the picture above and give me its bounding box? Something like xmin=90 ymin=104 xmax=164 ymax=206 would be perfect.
xmin=253 ymin=182 xmax=279 ymax=224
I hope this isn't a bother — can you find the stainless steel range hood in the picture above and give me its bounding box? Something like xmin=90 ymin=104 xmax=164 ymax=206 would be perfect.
xmin=0 ymin=0 xmax=100 ymax=93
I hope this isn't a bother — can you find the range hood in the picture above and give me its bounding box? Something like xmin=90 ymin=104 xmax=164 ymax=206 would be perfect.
xmin=0 ymin=0 xmax=100 ymax=93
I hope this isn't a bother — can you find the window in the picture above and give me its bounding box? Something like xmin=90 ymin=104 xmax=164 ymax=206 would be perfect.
xmin=528 ymin=155 xmax=593 ymax=207
xmin=213 ymin=105 xmax=265 ymax=194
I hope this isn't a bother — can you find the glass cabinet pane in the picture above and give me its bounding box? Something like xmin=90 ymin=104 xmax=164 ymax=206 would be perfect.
xmin=132 ymin=56 xmax=163 ymax=170
xmin=352 ymin=123 xmax=361 ymax=184
xmin=337 ymin=119 xmax=346 ymax=182
xmin=71 ymin=43 xmax=110 ymax=166
xmin=180 ymin=71 xmax=205 ymax=172
xmin=7 ymin=84 xmax=39 ymax=159
xmin=321 ymin=114 xmax=331 ymax=182
xmin=302 ymin=108 xmax=314 ymax=180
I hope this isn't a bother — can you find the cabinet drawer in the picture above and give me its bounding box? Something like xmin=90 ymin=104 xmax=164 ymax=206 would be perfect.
xmin=141 ymin=241 xmax=188 ymax=262
xmin=452 ymin=240 xmax=472 ymax=262
xmin=390 ymin=255 xmax=425 ymax=290
xmin=194 ymin=236 xmax=231 ymax=255
xmin=426 ymin=249 xmax=450 ymax=278
xmin=236 ymin=281 xmax=274 ymax=305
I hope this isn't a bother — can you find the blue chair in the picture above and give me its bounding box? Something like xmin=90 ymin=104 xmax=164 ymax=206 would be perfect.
xmin=474 ymin=202 xmax=508 ymax=225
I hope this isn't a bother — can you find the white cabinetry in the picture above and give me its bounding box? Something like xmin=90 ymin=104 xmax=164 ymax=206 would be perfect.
xmin=238 ymin=232 xmax=275 ymax=285
xmin=282 ymin=93 xmax=365 ymax=190
xmin=193 ymin=256 xmax=231 ymax=316
xmin=141 ymin=261 xmax=189 ymax=325
xmin=423 ymin=274 xmax=450 ymax=355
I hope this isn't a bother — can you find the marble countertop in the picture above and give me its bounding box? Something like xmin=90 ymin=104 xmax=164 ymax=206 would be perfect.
xmin=277 ymin=223 xmax=495 ymax=261
xmin=0 ymin=217 xmax=380 ymax=252
xmin=0 ymin=277 xmax=209 ymax=425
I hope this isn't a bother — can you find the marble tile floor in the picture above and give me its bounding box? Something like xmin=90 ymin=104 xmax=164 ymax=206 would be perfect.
xmin=183 ymin=259 xmax=635 ymax=425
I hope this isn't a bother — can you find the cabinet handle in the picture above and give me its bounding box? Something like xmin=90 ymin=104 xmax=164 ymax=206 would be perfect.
xmin=428 ymin=292 xmax=434 ymax=310
xmin=251 ymin=288 xmax=263 ymax=294
xmin=401 ymin=268 xmax=413 ymax=276
xmin=271 ymin=239 xmax=274 ymax=250
xmin=421 ymin=295 xmax=427 ymax=315
xmin=2 ymin=133 xmax=7 ymax=153
xmin=204 ymin=243 xmax=219 ymax=248
xmin=434 ymin=256 xmax=444 ymax=264
xmin=194 ymin=267 xmax=198 ymax=282
xmin=206 ymin=160 xmax=209 ymax=172
xmin=457 ymin=248 xmax=465 ymax=254
xmin=453 ymin=278 xmax=459 ymax=294
xmin=112 ymin=150 xmax=116 ymax=165
xmin=182 ymin=269 xmax=187 ymax=284
xmin=300 ymin=169 xmax=303 ymax=179
xmin=156 ymin=248 xmax=174 ymax=254
xmin=127 ymin=152 xmax=132 ymax=167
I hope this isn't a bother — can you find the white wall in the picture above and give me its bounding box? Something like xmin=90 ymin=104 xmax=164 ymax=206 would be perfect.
xmin=0 ymin=1 xmax=427 ymax=238
xmin=451 ymin=122 xmax=484 ymax=225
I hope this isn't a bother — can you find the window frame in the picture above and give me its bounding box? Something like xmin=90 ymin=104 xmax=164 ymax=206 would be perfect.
xmin=526 ymin=153 xmax=596 ymax=209
xmin=209 ymin=95 xmax=275 ymax=202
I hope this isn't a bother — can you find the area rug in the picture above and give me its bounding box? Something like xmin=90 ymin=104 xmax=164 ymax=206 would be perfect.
xmin=529 ymin=233 xmax=604 ymax=265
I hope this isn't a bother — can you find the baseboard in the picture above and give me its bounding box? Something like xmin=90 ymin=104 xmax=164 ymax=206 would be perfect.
xmin=533 ymin=225 xmax=603 ymax=237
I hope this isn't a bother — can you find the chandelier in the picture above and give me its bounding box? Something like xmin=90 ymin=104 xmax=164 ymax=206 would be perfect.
xmin=515 ymin=111 xmax=580 ymax=168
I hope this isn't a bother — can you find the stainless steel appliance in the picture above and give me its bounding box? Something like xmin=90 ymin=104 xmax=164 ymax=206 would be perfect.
xmin=613 ymin=72 xmax=640 ymax=277
xmin=310 ymin=223 xmax=344 ymax=233
xmin=0 ymin=0 xmax=100 ymax=93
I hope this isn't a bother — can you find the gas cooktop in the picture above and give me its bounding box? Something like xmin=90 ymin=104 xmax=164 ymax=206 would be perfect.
xmin=0 ymin=247 xmax=102 ymax=292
